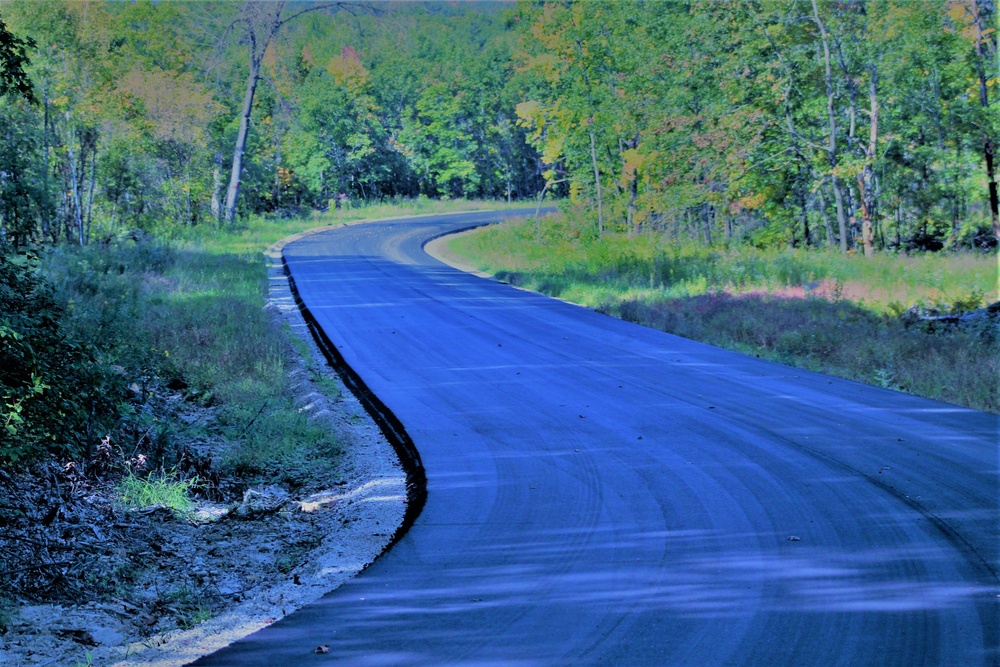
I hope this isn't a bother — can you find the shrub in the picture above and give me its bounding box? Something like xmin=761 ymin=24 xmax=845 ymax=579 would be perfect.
xmin=0 ymin=251 xmax=124 ymax=463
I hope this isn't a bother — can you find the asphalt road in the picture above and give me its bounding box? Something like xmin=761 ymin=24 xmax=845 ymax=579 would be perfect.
xmin=193 ymin=210 xmax=999 ymax=666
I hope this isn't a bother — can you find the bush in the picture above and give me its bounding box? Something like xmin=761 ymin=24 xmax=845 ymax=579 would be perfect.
xmin=0 ymin=251 xmax=124 ymax=463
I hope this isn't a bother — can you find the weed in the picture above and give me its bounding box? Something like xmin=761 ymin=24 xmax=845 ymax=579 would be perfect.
xmin=275 ymin=553 xmax=297 ymax=574
xmin=160 ymin=585 xmax=215 ymax=630
xmin=117 ymin=469 xmax=198 ymax=516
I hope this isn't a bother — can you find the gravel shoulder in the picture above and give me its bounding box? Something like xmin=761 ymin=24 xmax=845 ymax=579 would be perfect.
xmin=0 ymin=241 xmax=407 ymax=667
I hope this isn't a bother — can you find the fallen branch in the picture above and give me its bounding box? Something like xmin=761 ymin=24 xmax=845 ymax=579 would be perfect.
xmin=0 ymin=561 xmax=72 ymax=578
xmin=236 ymin=400 xmax=269 ymax=439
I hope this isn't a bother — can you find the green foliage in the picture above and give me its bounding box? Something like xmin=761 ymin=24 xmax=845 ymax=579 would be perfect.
xmin=0 ymin=251 xmax=123 ymax=463
xmin=0 ymin=12 xmax=35 ymax=102
xmin=0 ymin=0 xmax=995 ymax=249
xmin=0 ymin=99 xmax=47 ymax=246
xmin=0 ymin=595 xmax=13 ymax=630
xmin=159 ymin=584 xmax=215 ymax=630
xmin=16 ymin=201 xmax=497 ymax=477
xmin=513 ymin=0 xmax=998 ymax=251
xmin=37 ymin=233 xmax=324 ymax=476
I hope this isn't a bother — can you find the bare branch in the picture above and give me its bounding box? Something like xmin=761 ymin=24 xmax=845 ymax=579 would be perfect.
xmin=276 ymin=2 xmax=357 ymax=29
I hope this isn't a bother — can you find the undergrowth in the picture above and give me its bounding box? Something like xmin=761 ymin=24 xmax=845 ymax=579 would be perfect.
xmin=449 ymin=214 xmax=999 ymax=413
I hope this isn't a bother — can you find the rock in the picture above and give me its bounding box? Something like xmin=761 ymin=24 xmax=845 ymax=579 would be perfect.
xmin=52 ymin=628 xmax=98 ymax=646
xmin=191 ymin=503 xmax=231 ymax=523
xmin=88 ymin=625 xmax=125 ymax=647
xmin=135 ymin=505 xmax=177 ymax=521
xmin=235 ymin=486 xmax=291 ymax=519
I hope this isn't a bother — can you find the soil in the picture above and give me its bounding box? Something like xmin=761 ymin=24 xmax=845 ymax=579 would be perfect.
xmin=0 ymin=246 xmax=407 ymax=666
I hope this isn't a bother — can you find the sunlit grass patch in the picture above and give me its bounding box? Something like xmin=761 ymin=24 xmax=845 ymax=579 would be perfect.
xmin=117 ymin=469 xmax=198 ymax=516
xmin=451 ymin=215 xmax=997 ymax=310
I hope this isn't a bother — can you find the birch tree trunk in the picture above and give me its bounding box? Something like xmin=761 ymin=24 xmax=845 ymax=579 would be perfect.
xmin=589 ymin=125 xmax=603 ymax=237
xmin=223 ymin=1 xmax=285 ymax=224
xmin=221 ymin=1 xmax=343 ymax=224
xmin=211 ymin=152 xmax=222 ymax=223
xmin=812 ymin=0 xmax=849 ymax=253
xmin=858 ymin=65 xmax=879 ymax=257
xmin=65 ymin=118 xmax=85 ymax=246
xmin=84 ymin=148 xmax=97 ymax=245
xmin=972 ymin=0 xmax=999 ymax=239
xmin=223 ymin=47 xmax=263 ymax=224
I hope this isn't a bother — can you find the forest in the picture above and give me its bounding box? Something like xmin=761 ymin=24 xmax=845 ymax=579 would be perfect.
xmin=0 ymin=0 xmax=995 ymax=252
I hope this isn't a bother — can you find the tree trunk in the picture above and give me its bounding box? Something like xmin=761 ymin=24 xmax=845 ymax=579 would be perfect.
xmin=985 ymin=139 xmax=999 ymax=240
xmin=859 ymin=65 xmax=879 ymax=257
xmin=222 ymin=1 xmax=296 ymax=223
xmin=211 ymin=152 xmax=222 ymax=223
xmin=589 ymin=125 xmax=603 ymax=237
xmin=800 ymin=175 xmax=811 ymax=247
xmin=703 ymin=203 xmax=713 ymax=245
xmin=84 ymin=147 xmax=97 ymax=245
xmin=66 ymin=119 xmax=85 ymax=246
xmin=812 ymin=0 xmax=850 ymax=253
xmin=973 ymin=0 xmax=999 ymax=239
xmin=223 ymin=54 xmax=260 ymax=224
xmin=628 ymin=172 xmax=639 ymax=235
xmin=818 ymin=185 xmax=835 ymax=248
xmin=42 ymin=88 xmax=51 ymax=241
xmin=832 ymin=180 xmax=849 ymax=252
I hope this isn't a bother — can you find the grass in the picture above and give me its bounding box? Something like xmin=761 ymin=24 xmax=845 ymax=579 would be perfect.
xmin=117 ymin=470 xmax=198 ymax=516
xmin=448 ymin=213 xmax=999 ymax=413
xmin=39 ymin=199 xmax=509 ymax=484
xmin=161 ymin=585 xmax=216 ymax=630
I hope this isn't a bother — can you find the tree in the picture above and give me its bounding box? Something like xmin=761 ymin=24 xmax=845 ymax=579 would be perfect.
xmin=812 ymin=0 xmax=850 ymax=252
xmin=0 ymin=11 xmax=35 ymax=102
xmin=0 ymin=12 xmax=39 ymax=247
xmin=966 ymin=0 xmax=999 ymax=239
xmin=222 ymin=1 xmax=348 ymax=224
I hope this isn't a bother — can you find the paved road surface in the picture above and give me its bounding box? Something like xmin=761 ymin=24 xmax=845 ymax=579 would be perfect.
xmin=193 ymin=210 xmax=999 ymax=666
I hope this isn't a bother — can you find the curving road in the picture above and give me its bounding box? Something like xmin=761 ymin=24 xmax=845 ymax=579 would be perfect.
xmin=193 ymin=210 xmax=999 ymax=666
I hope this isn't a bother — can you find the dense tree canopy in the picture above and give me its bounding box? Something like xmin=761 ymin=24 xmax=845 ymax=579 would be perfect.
xmin=0 ymin=0 xmax=994 ymax=253
xmin=514 ymin=0 xmax=998 ymax=252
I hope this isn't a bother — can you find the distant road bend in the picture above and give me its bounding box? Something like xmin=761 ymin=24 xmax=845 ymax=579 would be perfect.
xmin=194 ymin=209 xmax=999 ymax=666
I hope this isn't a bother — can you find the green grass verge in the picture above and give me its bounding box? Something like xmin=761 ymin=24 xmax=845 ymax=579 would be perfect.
xmin=448 ymin=213 xmax=999 ymax=413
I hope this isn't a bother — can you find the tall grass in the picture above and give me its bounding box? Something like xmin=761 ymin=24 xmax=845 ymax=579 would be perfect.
xmin=448 ymin=214 xmax=999 ymax=413
xmin=449 ymin=214 xmax=997 ymax=310
xmin=117 ymin=470 xmax=198 ymax=516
